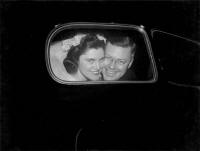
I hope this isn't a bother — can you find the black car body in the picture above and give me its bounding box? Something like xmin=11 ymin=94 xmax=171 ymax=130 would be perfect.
xmin=1 ymin=1 xmax=200 ymax=151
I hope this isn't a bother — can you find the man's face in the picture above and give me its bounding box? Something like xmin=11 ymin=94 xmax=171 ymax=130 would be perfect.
xmin=102 ymin=42 xmax=133 ymax=80
xmin=78 ymin=48 xmax=104 ymax=81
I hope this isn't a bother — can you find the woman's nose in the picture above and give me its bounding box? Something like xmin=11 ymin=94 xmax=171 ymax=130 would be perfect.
xmin=94 ymin=62 xmax=100 ymax=70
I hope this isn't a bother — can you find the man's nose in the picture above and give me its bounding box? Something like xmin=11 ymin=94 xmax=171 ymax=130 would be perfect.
xmin=109 ymin=59 xmax=116 ymax=69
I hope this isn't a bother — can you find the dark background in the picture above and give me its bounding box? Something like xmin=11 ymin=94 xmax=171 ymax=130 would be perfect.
xmin=1 ymin=1 xmax=200 ymax=151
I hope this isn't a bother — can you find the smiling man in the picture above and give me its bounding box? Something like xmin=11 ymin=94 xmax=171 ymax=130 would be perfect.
xmin=102 ymin=35 xmax=136 ymax=81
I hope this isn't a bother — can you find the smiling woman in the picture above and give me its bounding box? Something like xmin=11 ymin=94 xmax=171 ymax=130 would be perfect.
xmin=63 ymin=34 xmax=106 ymax=81
xmin=50 ymin=33 xmax=106 ymax=81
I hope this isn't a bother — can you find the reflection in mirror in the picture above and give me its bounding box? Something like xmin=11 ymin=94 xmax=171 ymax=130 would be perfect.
xmin=47 ymin=24 xmax=155 ymax=83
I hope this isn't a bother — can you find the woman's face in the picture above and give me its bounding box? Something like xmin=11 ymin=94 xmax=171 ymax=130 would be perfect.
xmin=78 ymin=48 xmax=104 ymax=80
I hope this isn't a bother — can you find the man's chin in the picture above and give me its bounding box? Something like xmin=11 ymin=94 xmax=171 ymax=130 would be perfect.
xmin=102 ymin=70 xmax=122 ymax=81
xmin=103 ymin=75 xmax=120 ymax=81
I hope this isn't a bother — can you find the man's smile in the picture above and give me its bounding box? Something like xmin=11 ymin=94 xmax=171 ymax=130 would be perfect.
xmin=105 ymin=68 xmax=118 ymax=77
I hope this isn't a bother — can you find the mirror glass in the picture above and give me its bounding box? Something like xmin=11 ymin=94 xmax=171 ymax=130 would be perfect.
xmin=46 ymin=23 xmax=156 ymax=84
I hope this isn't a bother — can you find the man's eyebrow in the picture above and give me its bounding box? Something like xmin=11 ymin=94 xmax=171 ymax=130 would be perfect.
xmin=118 ymin=59 xmax=127 ymax=61
xmin=105 ymin=54 xmax=127 ymax=60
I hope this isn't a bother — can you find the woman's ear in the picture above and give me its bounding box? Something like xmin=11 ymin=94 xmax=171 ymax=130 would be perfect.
xmin=128 ymin=53 xmax=134 ymax=69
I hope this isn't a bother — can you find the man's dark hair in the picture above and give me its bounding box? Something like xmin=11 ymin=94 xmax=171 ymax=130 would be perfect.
xmin=63 ymin=34 xmax=105 ymax=74
xmin=107 ymin=34 xmax=136 ymax=54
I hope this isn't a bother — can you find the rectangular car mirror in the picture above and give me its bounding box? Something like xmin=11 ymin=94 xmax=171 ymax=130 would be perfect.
xmin=46 ymin=22 xmax=157 ymax=84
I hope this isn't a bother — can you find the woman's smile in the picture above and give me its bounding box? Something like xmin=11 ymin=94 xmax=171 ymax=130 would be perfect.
xmin=91 ymin=70 xmax=100 ymax=75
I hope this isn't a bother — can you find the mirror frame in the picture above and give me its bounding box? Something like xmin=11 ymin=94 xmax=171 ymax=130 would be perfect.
xmin=45 ymin=22 xmax=158 ymax=85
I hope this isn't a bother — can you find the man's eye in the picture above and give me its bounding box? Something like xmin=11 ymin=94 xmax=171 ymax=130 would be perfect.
xmin=105 ymin=57 xmax=112 ymax=61
xmin=118 ymin=60 xmax=126 ymax=64
xmin=87 ymin=59 xmax=95 ymax=63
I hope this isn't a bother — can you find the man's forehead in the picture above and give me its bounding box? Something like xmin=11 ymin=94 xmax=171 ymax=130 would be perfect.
xmin=105 ymin=42 xmax=132 ymax=59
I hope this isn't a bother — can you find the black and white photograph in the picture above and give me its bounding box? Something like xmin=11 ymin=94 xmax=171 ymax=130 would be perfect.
xmin=1 ymin=0 xmax=200 ymax=151
xmin=48 ymin=24 xmax=155 ymax=83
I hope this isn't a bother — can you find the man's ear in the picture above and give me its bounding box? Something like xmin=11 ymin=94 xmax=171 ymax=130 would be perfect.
xmin=128 ymin=53 xmax=134 ymax=69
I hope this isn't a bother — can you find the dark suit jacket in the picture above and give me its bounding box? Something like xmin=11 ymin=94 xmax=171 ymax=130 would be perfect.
xmin=119 ymin=69 xmax=137 ymax=81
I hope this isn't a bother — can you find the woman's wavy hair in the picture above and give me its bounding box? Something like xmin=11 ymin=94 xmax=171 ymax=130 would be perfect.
xmin=63 ymin=34 xmax=106 ymax=74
